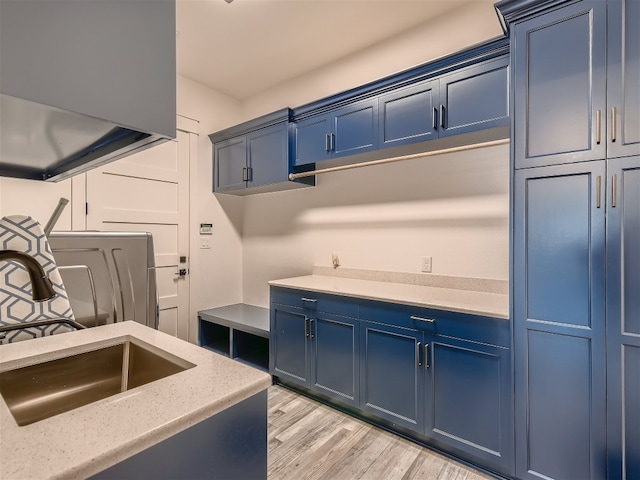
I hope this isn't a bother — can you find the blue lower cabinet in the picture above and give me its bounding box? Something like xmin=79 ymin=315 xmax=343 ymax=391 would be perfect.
xmin=270 ymin=305 xmax=309 ymax=387
xmin=424 ymin=335 xmax=513 ymax=475
xmin=312 ymin=313 xmax=359 ymax=407
xmin=359 ymin=321 xmax=424 ymax=432
xmin=271 ymin=289 xmax=513 ymax=477
xmin=270 ymin=291 xmax=359 ymax=406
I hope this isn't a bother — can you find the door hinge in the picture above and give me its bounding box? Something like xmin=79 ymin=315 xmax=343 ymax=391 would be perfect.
xmin=85 ymin=202 xmax=88 ymax=215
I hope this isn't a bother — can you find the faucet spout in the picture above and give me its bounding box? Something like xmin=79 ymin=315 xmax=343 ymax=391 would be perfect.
xmin=0 ymin=250 xmax=56 ymax=301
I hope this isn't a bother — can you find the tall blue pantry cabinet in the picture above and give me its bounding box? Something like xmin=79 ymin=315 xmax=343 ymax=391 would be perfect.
xmin=496 ymin=0 xmax=640 ymax=478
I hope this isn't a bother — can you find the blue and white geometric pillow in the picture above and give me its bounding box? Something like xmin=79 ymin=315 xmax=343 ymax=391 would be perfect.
xmin=0 ymin=215 xmax=76 ymax=344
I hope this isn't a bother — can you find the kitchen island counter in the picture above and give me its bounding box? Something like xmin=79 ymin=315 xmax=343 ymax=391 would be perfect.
xmin=269 ymin=273 xmax=509 ymax=319
xmin=0 ymin=321 xmax=272 ymax=480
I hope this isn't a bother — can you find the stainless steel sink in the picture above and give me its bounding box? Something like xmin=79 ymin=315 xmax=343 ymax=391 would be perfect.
xmin=0 ymin=340 xmax=195 ymax=426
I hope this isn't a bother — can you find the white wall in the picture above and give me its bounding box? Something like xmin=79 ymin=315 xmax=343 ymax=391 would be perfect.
xmin=238 ymin=4 xmax=509 ymax=307
xmin=176 ymin=76 xmax=246 ymax=315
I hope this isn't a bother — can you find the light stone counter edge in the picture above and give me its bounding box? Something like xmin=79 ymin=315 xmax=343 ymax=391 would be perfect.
xmin=0 ymin=321 xmax=272 ymax=480
xmin=269 ymin=275 xmax=509 ymax=319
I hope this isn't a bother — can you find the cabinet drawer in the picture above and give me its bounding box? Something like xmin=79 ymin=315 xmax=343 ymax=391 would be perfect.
xmin=270 ymin=287 xmax=359 ymax=318
xmin=359 ymin=299 xmax=509 ymax=348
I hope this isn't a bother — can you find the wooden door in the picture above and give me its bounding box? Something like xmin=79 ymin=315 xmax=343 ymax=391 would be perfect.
xmin=513 ymin=162 xmax=607 ymax=480
xmin=86 ymin=132 xmax=190 ymax=340
xmin=606 ymin=155 xmax=640 ymax=480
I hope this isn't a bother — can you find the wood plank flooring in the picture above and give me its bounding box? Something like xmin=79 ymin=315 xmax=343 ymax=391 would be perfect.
xmin=268 ymin=386 xmax=493 ymax=480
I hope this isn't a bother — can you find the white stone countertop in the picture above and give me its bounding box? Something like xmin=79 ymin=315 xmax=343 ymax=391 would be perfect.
xmin=0 ymin=321 xmax=272 ymax=480
xmin=269 ymin=275 xmax=509 ymax=319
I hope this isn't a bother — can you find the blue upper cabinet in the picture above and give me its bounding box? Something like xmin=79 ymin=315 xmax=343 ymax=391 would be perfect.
xmin=294 ymin=98 xmax=378 ymax=166
xmin=607 ymin=0 xmax=640 ymax=158
xmin=293 ymin=38 xmax=510 ymax=168
xmin=378 ymin=79 xmax=440 ymax=148
xmin=210 ymin=108 xmax=314 ymax=195
xmin=379 ymin=57 xmax=508 ymax=150
xmin=512 ymin=0 xmax=607 ymax=168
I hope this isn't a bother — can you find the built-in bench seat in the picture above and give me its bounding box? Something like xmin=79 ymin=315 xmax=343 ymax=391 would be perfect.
xmin=198 ymin=304 xmax=269 ymax=372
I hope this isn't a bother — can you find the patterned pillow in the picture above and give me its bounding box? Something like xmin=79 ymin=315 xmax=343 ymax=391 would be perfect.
xmin=0 ymin=215 xmax=75 ymax=344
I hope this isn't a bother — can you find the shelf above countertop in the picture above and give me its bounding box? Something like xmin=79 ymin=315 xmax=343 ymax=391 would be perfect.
xmin=0 ymin=321 xmax=272 ymax=480
xmin=269 ymin=274 xmax=509 ymax=320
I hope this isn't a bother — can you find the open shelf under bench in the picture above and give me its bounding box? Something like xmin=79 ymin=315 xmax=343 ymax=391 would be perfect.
xmin=198 ymin=304 xmax=269 ymax=372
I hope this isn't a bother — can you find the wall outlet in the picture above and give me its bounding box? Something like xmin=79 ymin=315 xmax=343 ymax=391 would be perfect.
xmin=421 ymin=256 xmax=432 ymax=273
xmin=331 ymin=253 xmax=340 ymax=269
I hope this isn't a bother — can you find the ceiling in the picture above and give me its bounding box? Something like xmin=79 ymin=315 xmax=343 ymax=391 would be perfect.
xmin=176 ymin=0 xmax=501 ymax=101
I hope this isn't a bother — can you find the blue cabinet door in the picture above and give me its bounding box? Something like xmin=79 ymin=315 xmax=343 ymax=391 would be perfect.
xmin=214 ymin=137 xmax=246 ymax=191
xmin=359 ymin=320 xmax=423 ymax=432
xmin=247 ymin=123 xmax=289 ymax=188
xmin=606 ymin=155 xmax=640 ymax=480
xmin=424 ymin=334 xmax=513 ymax=475
xmin=311 ymin=312 xmax=359 ymax=407
xmin=513 ymin=0 xmax=607 ymax=168
xmin=378 ymin=80 xmax=439 ymax=149
xmin=294 ymin=114 xmax=332 ymax=166
xmin=270 ymin=305 xmax=309 ymax=388
xmin=438 ymin=56 xmax=509 ymax=139
xmin=331 ymin=98 xmax=378 ymax=159
xmin=607 ymin=0 xmax=640 ymax=159
xmin=514 ymin=162 xmax=607 ymax=480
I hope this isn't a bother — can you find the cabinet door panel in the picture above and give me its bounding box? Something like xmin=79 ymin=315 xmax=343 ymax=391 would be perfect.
xmin=294 ymin=114 xmax=331 ymax=166
xmin=439 ymin=57 xmax=509 ymax=138
xmin=270 ymin=306 xmax=308 ymax=387
xmin=426 ymin=337 xmax=512 ymax=472
xmin=359 ymin=321 xmax=422 ymax=432
xmin=332 ymin=100 xmax=378 ymax=158
xmin=214 ymin=137 xmax=246 ymax=191
xmin=608 ymin=0 xmax=640 ymax=158
xmin=313 ymin=314 xmax=358 ymax=406
xmin=513 ymin=1 xmax=606 ymax=168
xmin=379 ymin=80 xmax=438 ymax=148
xmin=514 ymin=162 xmax=606 ymax=480
xmin=247 ymin=124 xmax=288 ymax=188
xmin=606 ymin=156 xmax=640 ymax=479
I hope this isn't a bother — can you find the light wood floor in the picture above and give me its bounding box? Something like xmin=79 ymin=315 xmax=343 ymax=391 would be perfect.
xmin=268 ymin=385 xmax=493 ymax=480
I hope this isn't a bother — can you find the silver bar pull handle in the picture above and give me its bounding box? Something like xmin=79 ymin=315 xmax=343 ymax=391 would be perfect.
xmin=242 ymin=167 xmax=248 ymax=182
xmin=432 ymin=107 xmax=438 ymax=130
xmin=596 ymin=176 xmax=602 ymax=208
xmin=411 ymin=315 xmax=435 ymax=324
xmin=424 ymin=344 xmax=430 ymax=369
xmin=301 ymin=297 xmax=317 ymax=303
xmin=309 ymin=318 xmax=314 ymax=338
xmin=611 ymin=107 xmax=617 ymax=142
xmin=612 ymin=174 xmax=617 ymax=208
xmin=440 ymin=104 xmax=446 ymax=129
xmin=325 ymin=134 xmax=330 ymax=152
xmin=417 ymin=341 xmax=422 ymax=367
xmin=330 ymin=133 xmax=335 ymax=152
xmin=304 ymin=317 xmax=309 ymax=338
xmin=596 ymin=109 xmax=602 ymax=145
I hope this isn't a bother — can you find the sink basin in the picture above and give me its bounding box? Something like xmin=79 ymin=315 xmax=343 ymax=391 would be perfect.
xmin=0 ymin=340 xmax=195 ymax=426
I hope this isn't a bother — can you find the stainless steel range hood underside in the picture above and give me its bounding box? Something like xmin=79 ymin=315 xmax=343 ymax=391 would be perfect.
xmin=0 ymin=94 xmax=168 ymax=182
xmin=0 ymin=0 xmax=176 ymax=182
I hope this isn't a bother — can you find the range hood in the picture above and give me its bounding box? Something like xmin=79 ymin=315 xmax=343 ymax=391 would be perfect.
xmin=0 ymin=0 xmax=176 ymax=182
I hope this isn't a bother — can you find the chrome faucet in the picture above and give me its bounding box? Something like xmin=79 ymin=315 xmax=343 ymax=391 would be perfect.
xmin=0 ymin=250 xmax=56 ymax=301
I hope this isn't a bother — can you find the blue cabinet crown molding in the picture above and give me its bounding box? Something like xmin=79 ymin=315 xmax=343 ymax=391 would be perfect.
xmin=495 ymin=0 xmax=577 ymax=31
xmin=292 ymin=36 xmax=509 ymax=120
xmin=209 ymin=108 xmax=293 ymax=143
